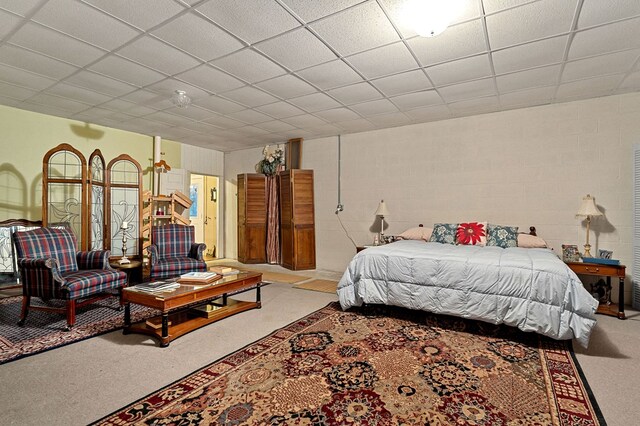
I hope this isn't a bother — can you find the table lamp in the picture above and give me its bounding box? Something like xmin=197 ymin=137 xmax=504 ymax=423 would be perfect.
xmin=575 ymin=194 xmax=603 ymax=258
xmin=375 ymin=200 xmax=390 ymax=243
xmin=119 ymin=221 xmax=131 ymax=264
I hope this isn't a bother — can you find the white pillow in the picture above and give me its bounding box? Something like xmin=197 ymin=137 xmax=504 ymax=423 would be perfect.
xmin=398 ymin=226 xmax=433 ymax=241
xmin=517 ymin=233 xmax=548 ymax=248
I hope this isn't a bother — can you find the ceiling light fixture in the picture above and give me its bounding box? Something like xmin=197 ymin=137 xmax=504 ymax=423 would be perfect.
xmin=171 ymin=90 xmax=191 ymax=108
xmin=403 ymin=0 xmax=463 ymax=38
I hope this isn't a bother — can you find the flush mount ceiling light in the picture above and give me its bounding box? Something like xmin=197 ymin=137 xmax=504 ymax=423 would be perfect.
xmin=403 ymin=0 xmax=463 ymax=37
xmin=170 ymin=90 xmax=191 ymax=108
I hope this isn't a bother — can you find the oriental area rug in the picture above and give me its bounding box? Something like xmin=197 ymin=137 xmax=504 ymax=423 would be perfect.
xmin=0 ymin=295 xmax=156 ymax=364
xmin=96 ymin=303 xmax=605 ymax=426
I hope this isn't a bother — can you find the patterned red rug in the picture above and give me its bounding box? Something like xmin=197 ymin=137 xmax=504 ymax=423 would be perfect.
xmin=96 ymin=303 xmax=605 ymax=425
xmin=0 ymin=295 xmax=157 ymax=364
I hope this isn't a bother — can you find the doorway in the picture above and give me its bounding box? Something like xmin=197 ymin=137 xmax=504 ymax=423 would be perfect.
xmin=189 ymin=174 xmax=219 ymax=260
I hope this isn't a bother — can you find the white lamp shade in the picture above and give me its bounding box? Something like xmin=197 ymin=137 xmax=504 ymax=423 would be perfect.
xmin=375 ymin=200 xmax=389 ymax=217
xmin=576 ymin=194 xmax=603 ymax=217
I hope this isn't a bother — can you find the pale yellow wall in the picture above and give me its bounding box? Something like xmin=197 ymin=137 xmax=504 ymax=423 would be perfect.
xmin=0 ymin=105 xmax=181 ymax=221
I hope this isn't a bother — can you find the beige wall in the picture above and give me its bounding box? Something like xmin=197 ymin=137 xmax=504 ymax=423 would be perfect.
xmin=0 ymin=104 xmax=181 ymax=221
xmin=226 ymin=92 xmax=640 ymax=303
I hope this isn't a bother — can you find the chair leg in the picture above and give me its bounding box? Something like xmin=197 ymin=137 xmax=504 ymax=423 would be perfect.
xmin=65 ymin=299 xmax=76 ymax=331
xmin=18 ymin=296 xmax=30 ymax=326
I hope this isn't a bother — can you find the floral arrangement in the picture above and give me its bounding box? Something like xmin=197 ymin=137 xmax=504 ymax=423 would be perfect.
xmin=256 ymin=144 xmax=285 ymax=175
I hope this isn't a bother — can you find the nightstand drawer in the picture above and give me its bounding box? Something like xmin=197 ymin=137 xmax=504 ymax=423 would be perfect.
xmin=566 ymin=262 xmax=624 ymax=277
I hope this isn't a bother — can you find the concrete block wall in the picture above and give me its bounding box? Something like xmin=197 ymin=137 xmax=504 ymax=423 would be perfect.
xmin=226 ymin=92 xmax=640 ymax=303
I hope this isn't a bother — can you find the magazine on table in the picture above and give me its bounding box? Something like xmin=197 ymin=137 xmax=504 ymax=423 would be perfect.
xmin=177 ymin=271 xmax=221 ymax=284
xmin=209 ymin=266 xmax=240 ymax=275
xmin=134 ymin=281 xmax=180 ymax=292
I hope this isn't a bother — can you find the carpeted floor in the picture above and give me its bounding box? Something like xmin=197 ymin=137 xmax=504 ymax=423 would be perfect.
xmin=210 ymin=264 xmax=310 ymax=284
xmin=294 ymin=278 xmax=338 ymax=294
xmin=95 ymin=302 xmax=604 ymax=425
xmin=0 ymin=296 xmax=157 ymax=364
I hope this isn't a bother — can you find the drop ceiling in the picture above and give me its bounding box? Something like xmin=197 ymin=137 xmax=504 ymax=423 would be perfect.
xmin=1 ymin=0 xmax=639 ymax=152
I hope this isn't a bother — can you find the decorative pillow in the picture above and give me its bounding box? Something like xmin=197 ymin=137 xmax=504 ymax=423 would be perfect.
xmin=398 ymin=226 xmax=433 ymax=241
xmin=517 ymin=233 xmax=548 ymax=248
xmin=428 ymin=223 xmax=458 ymax=245
xmin=486 ymin=224 xmax=519 ymax=248
xmin=456 ymin=222 xmax=487 ymax=246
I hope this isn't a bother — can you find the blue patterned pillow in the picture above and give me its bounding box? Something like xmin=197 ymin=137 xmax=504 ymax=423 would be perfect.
xmin=428 ymin=223 xmax=459 ymax=245
xmin=486 ymin=224 xmax=519 ymax=248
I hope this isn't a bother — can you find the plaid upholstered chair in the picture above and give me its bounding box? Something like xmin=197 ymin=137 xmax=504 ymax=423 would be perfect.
xmin=12 ymin=227 xmax=127 ymax=329
xmin=148 ymin=224 xmax=207 ymax=279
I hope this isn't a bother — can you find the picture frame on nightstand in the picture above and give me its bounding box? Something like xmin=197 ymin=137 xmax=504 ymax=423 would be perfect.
xmin=562 ymin=244 xmax=580 ymax=263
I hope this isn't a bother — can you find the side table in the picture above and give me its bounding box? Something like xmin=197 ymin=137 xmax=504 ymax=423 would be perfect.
xmin=110 ymin=260 xmax=142 ymax=286
xmin=565 ymin=261 xmax=626 ymax=319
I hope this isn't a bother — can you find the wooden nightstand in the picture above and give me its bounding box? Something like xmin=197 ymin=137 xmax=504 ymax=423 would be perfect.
xmin=566 ymin=261 xmax=626 ymax=319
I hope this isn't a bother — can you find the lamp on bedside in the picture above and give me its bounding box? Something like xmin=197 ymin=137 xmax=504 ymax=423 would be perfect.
xmin=576 ymin=194 xmax=603 ymax=258
xmin=375 ymin=200 xmax=390 ymax=243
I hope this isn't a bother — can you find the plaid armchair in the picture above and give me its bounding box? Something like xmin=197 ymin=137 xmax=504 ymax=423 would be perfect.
xmin=148 ymin=224 xmax=207 ymax=279
xmin=12 ymin=227 xmax=127 ymax=329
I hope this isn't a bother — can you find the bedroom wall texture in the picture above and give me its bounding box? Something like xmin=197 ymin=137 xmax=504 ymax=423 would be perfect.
xmin=225 ymin=92 xmax=640 ymax=304
xmin=0 ymin=105 xmax=181 ymax=221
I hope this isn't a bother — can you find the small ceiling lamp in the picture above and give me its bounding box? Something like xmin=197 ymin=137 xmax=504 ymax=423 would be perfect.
xmin=403 ymin=0 xmax=463 ymax=37
xmin=171 ymin=90 xmax=191 ymax=108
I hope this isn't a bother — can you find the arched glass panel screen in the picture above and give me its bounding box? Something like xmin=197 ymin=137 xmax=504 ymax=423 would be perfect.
xmin=89 ymin=151 xmax=106 ymax=250
xmin=108 ymin=158 xmax=141 ymax=257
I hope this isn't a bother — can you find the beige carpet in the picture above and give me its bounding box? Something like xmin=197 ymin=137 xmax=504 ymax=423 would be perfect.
xmin=294 ymin=279 xmax=338 ymax=294
xmin=209 ymin=264 xmax=309 ymax=284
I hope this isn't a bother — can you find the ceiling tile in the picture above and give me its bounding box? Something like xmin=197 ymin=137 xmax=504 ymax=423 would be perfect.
xmin=310 ymin=2 xmax=400 ymax=56
xmin=143 ymin=110 xmax=189 ymax=126
xmin=403 ymin=104 xmax=452 ymax=121
xmin=371 ymin=69 xmax=432 ymax=97
xmin=619 ymin=70 xmax=640 ymax=90
xmin=448 ymin=96 xmax=500 ymax=115
xmin=288 ymin=92 xmax=342 ymax=112
xmin=282 ymin=114 xmax=327 ymax=127
xmin=0 ymin=0 xmax=43 ymax=17
xmin=296 ymin=60 xmax=362 ymax=90
xmin=228 ymin=108 xmax=273 ymax=124
xmin=390 ymin=89 xmax=443 ymax=109
xmin=119 ymin=89 xmax=167 ymax=107
xmin=46 ymin=83 xmax=112 ymax=105
xmin=117 ymin=36 xmax=201 ymax=75
xmin=101 ymin=97 xmax=156 ymax=112
xmin=327 ymin=82 xmax=382 ymax=104
xmin=426 ymin=54 xmax=492 ymax=86
xmin=0 ymin=44 xmax=78 ymax=79
xmin=350 ymin=98 xmax=399 ymax=115
xmin=152 ymin=12 xmax=243 ymax=62
xmin=202 ymin=113 xmax=245 ymax=129
xmin=334 ymin=117 xmax=374 ymax=132
xmin=569 ymin=17 xmax=640 ymax=59
xmin=164 ymin=105 xmax=216 ymax=121
xmin=483 ymin=0 xmax=533 ymax=15
xmin=196 ymin=0 xmax=300 ymax=44
xmin=26 ymin=92 xmax=91 ymax=113
xmin=72 ymin=106 xmax=119 ymax=119
xmin=555 ymin=74 xmax=624 ymax=100
xmin=175 ymin=65 xmax=244 ymax=94
xmin=82 ymin=0 xmax=186 ymax=31
xmin=33 ymin=0 xmax=140 ymax=50
xmin=256 ymin=28 xmax=337 ymax=71
xmin=492 ymin=36 xmax=568 ymax=74
xmin=279 ymin=0 xmax=363 ymax=22
xmin=0 ymin=81 xmax=38 ymax=101
xmin=194 ymin=95 xmax=246 ymax=114
xmin=89 ymin=55 xmax=167 ymax=87
xmin=407 ymin=19 xmax=487 ymax=66
xmin=146 ymin=78 xmax=209 ymax=100
xmin=211 ymin=49 xmax=286 ymax=83
xmin=256 ymin=101 xmax=306 ymax=118
xmin=314 ymin=107 xmax=360 ymax=121
xmin=180 ymin=121 xmax=225 ymax=133
xmin=562 ymin=49 xmax=640 ymax=82
xmin=255 ymin=120 xmax=297 ymax=132
xmin=233 ymin=125 xmax=271 ymax=137
xmin=0 ymin=9 xmax=21 ymax=39
xmin=380 ymin=0 xmax=484 ymax=38
xmin=346 ymin=42 xmax=418 ymax=79
xmin=9 ymin=23 xmax=106 ymax=67
xmin=438 ymin=78 xmax=496 ymax=103
xmin=499 ymin=86 xmax=556 ymax=107
xmin=0 ymin=63 xmax=56 ymax=91
xmin=496 ymin=65 xmax=561 ymax=92
xmin=65 ymin=70 xmax=138 ymax=97
xmin=222 ymin=86 xmax=279 ymax=107
xmin=255 ymin=74 xmax=317 ymax=98
xmin=369 ymin=111 xmax=411 ymax=128
xmin=486 ymin=0 xmax=577 ymax=49
xmin=578 ymin=0 xmax=640 ymax=29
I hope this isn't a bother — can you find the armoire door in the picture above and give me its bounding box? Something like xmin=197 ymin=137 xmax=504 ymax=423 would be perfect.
xmin=280 ymin=170 xmax=315 ymax=270
xmin=237 ymin=174 xmax=266 ymax=263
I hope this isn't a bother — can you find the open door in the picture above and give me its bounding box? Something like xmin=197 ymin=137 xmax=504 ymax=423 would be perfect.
xmin=189 ymin=173 xmax=219 ymax=259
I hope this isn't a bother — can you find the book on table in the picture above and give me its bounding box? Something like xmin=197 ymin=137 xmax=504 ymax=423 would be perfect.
xmin=134 ymin=281 xmax=180 ymax=292
xmin=177 ymin=271 xmax=221 ymax=284
xmin=209 ymin=266 xmax=240 ymax=275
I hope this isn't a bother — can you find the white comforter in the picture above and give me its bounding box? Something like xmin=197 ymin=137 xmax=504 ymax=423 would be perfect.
xmin=337 ymin=240 xmax=598 ymax=347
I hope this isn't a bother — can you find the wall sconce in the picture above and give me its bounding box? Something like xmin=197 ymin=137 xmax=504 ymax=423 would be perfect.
xmin=211 ymin=187 xmax=217 ymax=202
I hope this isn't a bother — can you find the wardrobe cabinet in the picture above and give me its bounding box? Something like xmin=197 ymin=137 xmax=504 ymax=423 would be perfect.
xmin=237 ymin=173 xmax=267 ymax=263
xmin=279 ymin=170 xmax=315 ymax=270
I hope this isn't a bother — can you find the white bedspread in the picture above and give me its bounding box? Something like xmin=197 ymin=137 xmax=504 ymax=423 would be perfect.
xmin=337 ymin=240 xmax=598 ymax=347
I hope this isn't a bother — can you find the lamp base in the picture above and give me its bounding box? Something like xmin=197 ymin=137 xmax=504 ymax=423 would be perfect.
xmin=119 ymin=256 xmax=131 ymax=265
xmin=583 ymin=244 xmax=592 ymax=258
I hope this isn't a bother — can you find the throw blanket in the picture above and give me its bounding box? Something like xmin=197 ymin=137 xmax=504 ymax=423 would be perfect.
xmin=338 ymin=240 xmax=598 ymax=347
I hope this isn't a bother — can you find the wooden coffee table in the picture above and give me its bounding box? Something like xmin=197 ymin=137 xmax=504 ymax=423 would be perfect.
xmin=122 ymin=271 xmax=262 ymax=347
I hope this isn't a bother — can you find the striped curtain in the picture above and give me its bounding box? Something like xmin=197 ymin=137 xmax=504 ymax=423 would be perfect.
xmin=265 ymin=169 xmax=281 ymax=264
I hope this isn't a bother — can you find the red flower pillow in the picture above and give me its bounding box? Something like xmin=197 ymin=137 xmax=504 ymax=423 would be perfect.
xmin=456 ymin=222 xmax=487 ymax=246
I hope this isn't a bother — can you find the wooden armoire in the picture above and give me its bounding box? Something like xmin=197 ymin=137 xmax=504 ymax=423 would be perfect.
xmin=279 ymin=169 xmax=315 ymax=270
xmin=237 ymin=173 xmax=267 ymax=263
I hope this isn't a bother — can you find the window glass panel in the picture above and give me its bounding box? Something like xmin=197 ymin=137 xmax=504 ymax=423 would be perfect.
xmin=110 ymin=187 xmax=139 ymax=256
xmin=47 ymin=182 xmax=82 ymax=247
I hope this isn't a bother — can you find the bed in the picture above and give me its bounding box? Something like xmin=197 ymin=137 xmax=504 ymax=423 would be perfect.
xmin=337 ymin=237 xmax=598 ymax=347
